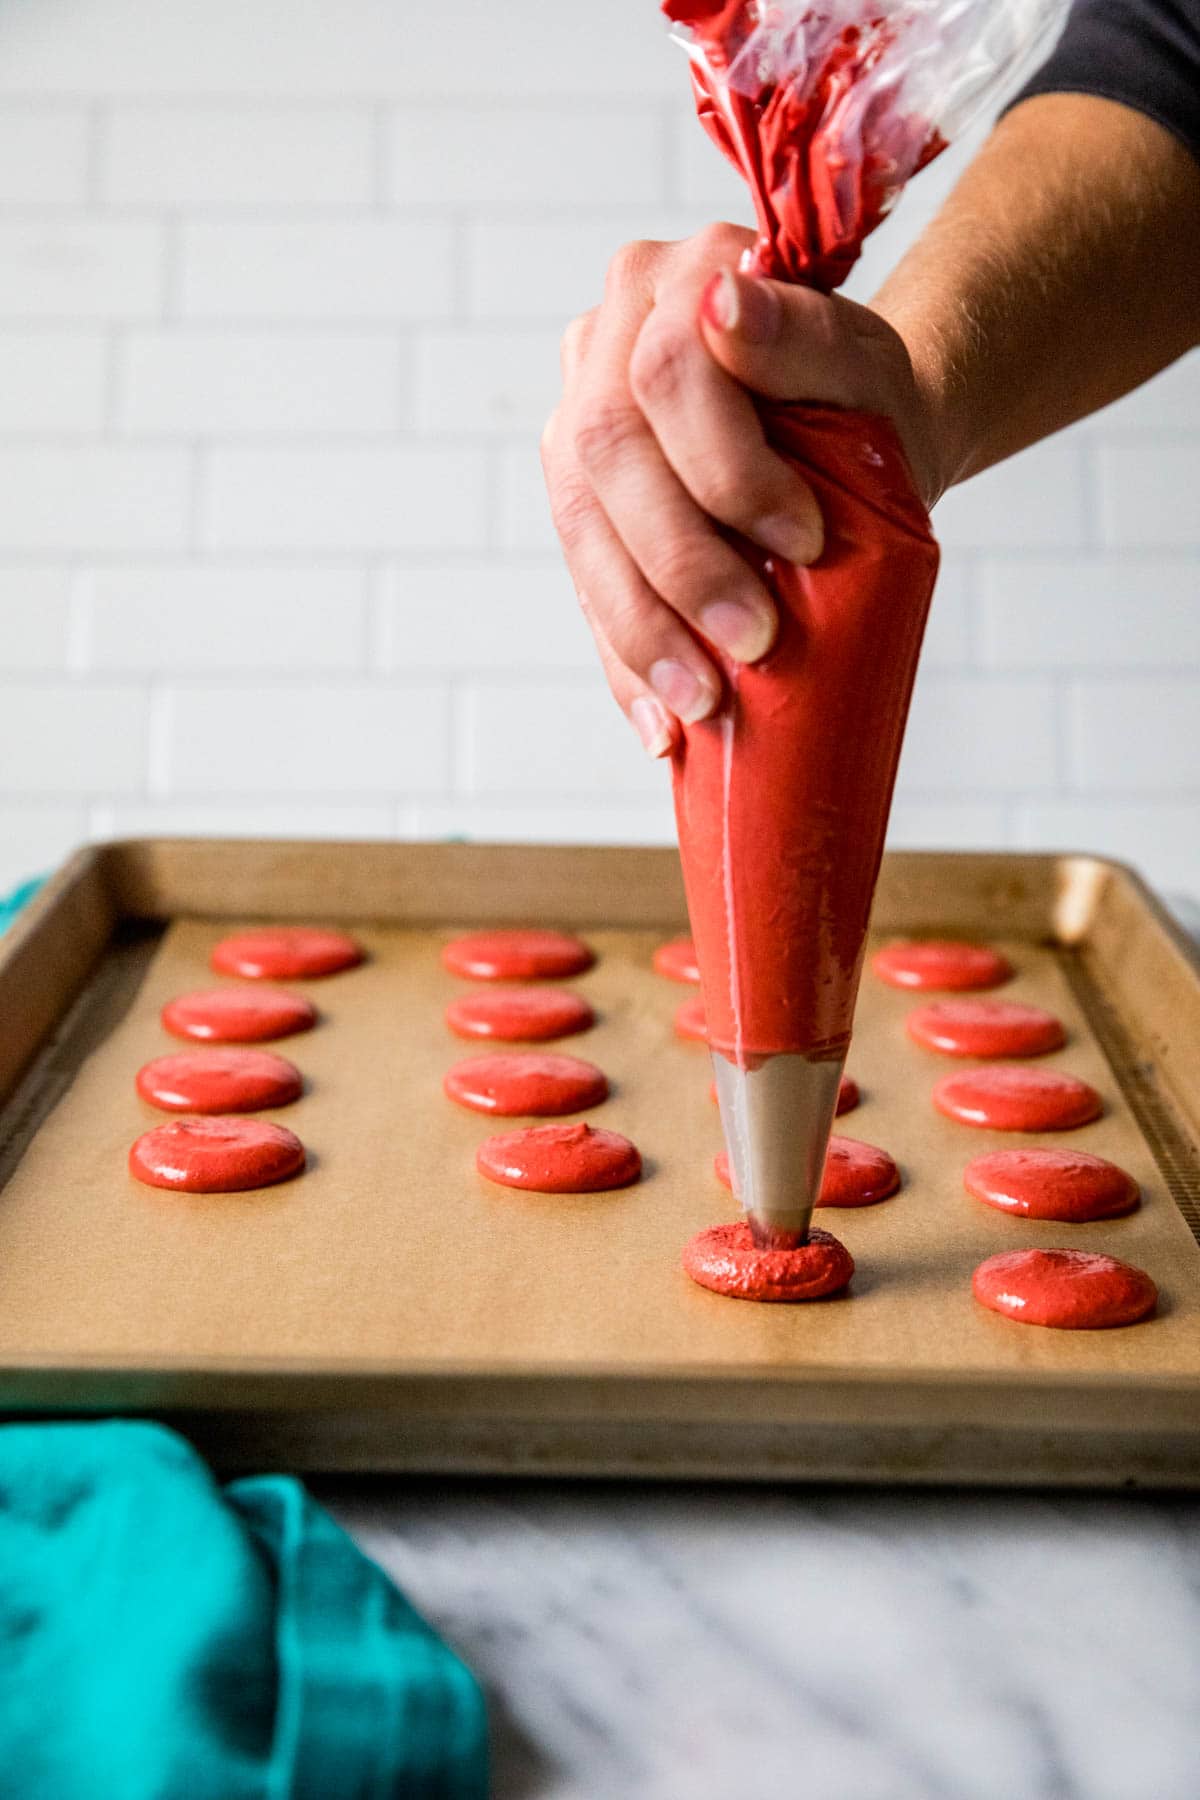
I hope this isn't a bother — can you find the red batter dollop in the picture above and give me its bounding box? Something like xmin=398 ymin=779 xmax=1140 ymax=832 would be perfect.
xmin=972 ymin=1248 xmax=1157 ymax=1329
xmin=715 ymin=1133 xmax=899 ymax=1206
xmin=816 ymin=1136 xmax=900 ymax=1207
xmin=674 ymin=997 xmax=709 ymax=1043
xmin=683 ymin=1222 xmax=854 ymax=1303
xmin=441 ymin=929 xmax=594 ymax=981
xmin=162 ymin=987 xmax=317 ymax=1044
xmin=873 ymin=940 xmax=1012 ymax=991
xmin=476 ymin=1122 xmax=642 ymax=1192
xmin=653 ymin=938 xmax=701 ymax=984
xmin=964 ymin=1148 xmax=1140 ymax=1222
xmin=211 ymin=926 xmax=363 ymax=980
xmin=445 ymin=987 xmax=595 ymax=1043
xmin=934 ymin=1066 xmax=1102 ymax=1132
xmin=129 ymin=1117 xmax=306 ymax=1193
xmin=906 ymin=999 xmax=1065 ymax=1059
xmin=443 ymin=1052 xmax=608 ymax=1117
xmin=135 ymin=1049 xmax=302 ymax=1114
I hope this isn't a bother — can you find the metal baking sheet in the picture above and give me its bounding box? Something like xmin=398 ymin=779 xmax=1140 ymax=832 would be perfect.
xmin=0 ymin=840 xmax=1197 ymax=1488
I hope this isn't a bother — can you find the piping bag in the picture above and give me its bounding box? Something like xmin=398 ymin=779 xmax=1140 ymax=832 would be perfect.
xmin=663 ymin=0 xmax=1065 ymax=1247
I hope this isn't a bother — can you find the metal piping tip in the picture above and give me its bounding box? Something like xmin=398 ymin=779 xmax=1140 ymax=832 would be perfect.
xmin=711 ymin=1050 xmax=845 ymax=1248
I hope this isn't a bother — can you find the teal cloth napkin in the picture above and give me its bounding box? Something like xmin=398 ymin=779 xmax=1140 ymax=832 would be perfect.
xmin=0 ymin=1421 xmax=487 ymax=1799
xmin=0 ymin=879 xmax=486 ymax=1794
xmin=0 ymin=873 xmax=44 ymax=931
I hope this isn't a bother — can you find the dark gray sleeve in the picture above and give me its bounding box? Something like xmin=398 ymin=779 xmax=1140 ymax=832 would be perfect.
xmin=1009 ymin=0 xmax=1200 ymax=166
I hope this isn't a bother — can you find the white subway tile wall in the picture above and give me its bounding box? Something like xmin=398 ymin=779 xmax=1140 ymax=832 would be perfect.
xmin=0 ymin=0 xmax=1195 ymax=899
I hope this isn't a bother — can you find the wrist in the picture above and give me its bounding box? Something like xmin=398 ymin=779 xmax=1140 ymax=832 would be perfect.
xmin=906 ymin=355 xmax=965 ymax=509
xmin=865 ymin=306 xmax=956 ymax=513
xmin=877 ymin=304 xmax=972 ymax=509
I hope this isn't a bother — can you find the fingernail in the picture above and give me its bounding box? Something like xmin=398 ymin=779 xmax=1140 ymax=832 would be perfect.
xmin=648 ymin=657 xmax=717 ymax=724
xmin=700 ymin=269 xmax=780 ymax=344
xmin=700 ymin=268 xmax=739 ymax=332
xmin=630 ymin=694 xmax=674 ymax=758
xmin=698 ymin=598 xmax=776 ymax=664
xmin=755 ymin=509 xmax=824 ymax=565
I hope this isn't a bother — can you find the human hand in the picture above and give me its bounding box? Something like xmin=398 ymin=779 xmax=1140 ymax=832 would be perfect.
xmin=541 ymin=224 xmax=940 ymax=755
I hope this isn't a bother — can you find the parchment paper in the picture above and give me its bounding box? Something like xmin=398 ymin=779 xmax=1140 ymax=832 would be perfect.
xmin=0 ymin=918 xmax=1197 ymax=1379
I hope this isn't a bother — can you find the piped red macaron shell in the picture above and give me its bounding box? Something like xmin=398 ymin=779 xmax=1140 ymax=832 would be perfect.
xmin=683 ymin=1222 xmax=853 ymax=1303
xmin=211 ymin=926 xmax=363 ymax=980
xmin=964 ymin=1148 xmax=1140 ymax=1222
xmin=161 ymin=987 xmax=317 ymax=1044
xmin=934 ymin=1065 xmax=1103 ymax=1132
xmin=815 ymin=1136 xmax=901 ymax=1207
xmin=714 ymin=1134 xmax=899 ymax=1207
xmin=674 ymin=997 xmax=708 ymax=1043
xmin=441 ymin=929 xmax=593 ymax=981
xmin=129 ymin=1117 xmax=306 ymax=1193
xmin=906 ymin=993 xmax=1065 ymax=1058
xmin=709 ymin=1072 xmax=860 ymax=1115
xmin=907 ymin=998 xmax=1065 ymax=1060
xmin=653 ymin=937 xmax=701 ymax=984
xmin=476 ymin=1122 xmax=641 ymax=1193
xmin=135 ymin=1049 xmax=302 ymax=1115
xmin=443 ymin=1052 xmax=608 ymax=1117
xmin=445 ymin=987 xmax=594 ymax=1043
xmin=873 ymin=940 xmax=1012 ymax=991
xmin=972 ymin=1247 xmax=1157 ymax=1329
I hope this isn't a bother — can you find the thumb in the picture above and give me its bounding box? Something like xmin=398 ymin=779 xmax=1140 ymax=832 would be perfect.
xmin=700 ymin=267 xmax=940 ymax=506
xmin=697 ymin=266 xmax=940 ymax=509
xmin=698 ymin=267 xmax=896 ymax=409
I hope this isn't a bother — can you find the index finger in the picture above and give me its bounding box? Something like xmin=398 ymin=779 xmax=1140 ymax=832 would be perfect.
xmin=629 ymin=264 xmax=823 ymax=564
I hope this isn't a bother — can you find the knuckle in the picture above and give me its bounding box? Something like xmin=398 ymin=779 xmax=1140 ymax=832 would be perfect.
xmin=573 ymin=397 xmax=640 ymax=473
xmin=647 ymin=535 xmax=719 ymax=610
xmin=693 ymin=219 xmax=752 ymax=264
xmin=545 ymin=473 xmax=595 ymax=549
xmin=797 ymin=290 xmax=867 ymax=365
xmin=559 ymin=312 xmax=591 ymax=377
xmin=539 ymin=410 xmax=561 ymax=466
xmin=604 ymin=238 xmax=656 ymax=295
xmin=629 ymin=324 xmax=692 ymax=409
xmin=689 ymin=457 xmax=760 ymax=522
xmin=690 ymin=448 xmax=789 ymax=526
xmin=598 ymin=593 xmax=657 ymax=676
xmin=811 ymin=302 xmax=851 ymax=358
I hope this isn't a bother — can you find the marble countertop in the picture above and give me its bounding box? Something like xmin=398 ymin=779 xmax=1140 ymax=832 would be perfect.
xmin=318 ymin=897 xmax=1200 ymax=1800
xmin=322 ymin=1476 xmax=1200 ymax=1800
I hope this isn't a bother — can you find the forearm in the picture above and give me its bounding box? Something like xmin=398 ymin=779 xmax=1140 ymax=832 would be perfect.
xmin=874 ymin=92 xmax=1200 ymax=496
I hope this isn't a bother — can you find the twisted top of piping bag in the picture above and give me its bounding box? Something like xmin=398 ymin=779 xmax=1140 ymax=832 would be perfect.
xmin=663 ymin=0 xmax=1068 ymax=288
